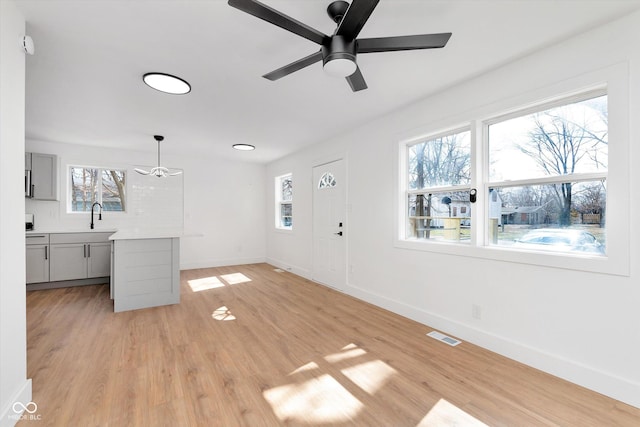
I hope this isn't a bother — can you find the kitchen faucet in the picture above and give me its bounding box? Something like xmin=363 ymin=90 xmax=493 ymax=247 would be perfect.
xmin=91 ymin=202 xmax=103 ymax=229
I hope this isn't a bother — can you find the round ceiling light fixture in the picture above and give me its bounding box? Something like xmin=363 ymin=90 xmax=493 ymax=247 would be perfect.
xmin=143 ymin=72 xmax=191 ymax=95
xmin=232 ymin=144 xmax=256 ymax=151
xmin=322 ymin=36 xmax=357 ymax=78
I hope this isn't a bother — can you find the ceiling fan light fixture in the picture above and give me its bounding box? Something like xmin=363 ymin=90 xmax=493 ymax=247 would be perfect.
xmin=322 ymin=35 xmax=357 ymax=78
xmin=233 ymin=144 xmax=256 ymax=151
xmin=143 ymin=72 xmax=191 ymax=95
xmin=323 ymin=56 xmax=357 ymax=78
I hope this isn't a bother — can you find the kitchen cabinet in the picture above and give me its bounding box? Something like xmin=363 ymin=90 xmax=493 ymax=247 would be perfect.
xmin=26 ymin=234 xmax=50 ymax=284
xmin=49 ymin=233 xmax=112 ymax=282
xmin=25 ymin=152 xmax=57 ymax=200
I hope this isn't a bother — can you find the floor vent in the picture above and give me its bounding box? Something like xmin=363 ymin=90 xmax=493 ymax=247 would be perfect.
xmin=274 ymin=268 xmax=285 ymax=273
xmin=427 ymin=331 xmax=461 ymax=347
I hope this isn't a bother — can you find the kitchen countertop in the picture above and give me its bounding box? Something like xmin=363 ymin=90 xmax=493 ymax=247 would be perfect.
xmin=109 ymin=227 xmax=185 ymax=240
xmin=26 ymin=227 xmax=196 ymax=240
xmin=26 ymin=229 xmax=117 ymax=235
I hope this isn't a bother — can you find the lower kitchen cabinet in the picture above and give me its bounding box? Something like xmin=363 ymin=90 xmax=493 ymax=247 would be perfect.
xmin=26 ymin=232 xmax=113 ymax=286
xmin=50 ymin=233 xmax=113 ymax=282
xmin=26 ymin=244 xmax=49 ymax=284
xmin=26 ymin=234 xmax=50 ymax=284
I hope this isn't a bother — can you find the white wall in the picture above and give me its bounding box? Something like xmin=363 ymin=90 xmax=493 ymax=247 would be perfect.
xmin=0 ymin=2 xmax=32 ymax=426
xmin=25 ymin=139 xmax=266 ymax=270
xmin=266 ymin=11 xmax=640 ymax=408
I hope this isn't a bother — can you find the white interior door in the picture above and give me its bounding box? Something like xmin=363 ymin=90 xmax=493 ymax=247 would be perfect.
xmin=312 ymin=159 xmax=346 ymax=290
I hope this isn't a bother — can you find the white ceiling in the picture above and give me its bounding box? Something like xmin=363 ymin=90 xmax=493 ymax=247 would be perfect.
xmin=15 ymin=0 xmax=640 ymax=163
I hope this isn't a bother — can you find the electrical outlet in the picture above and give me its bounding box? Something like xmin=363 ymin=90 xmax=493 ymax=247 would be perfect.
xmin=472 ymin=304 xmax=482 ymax=320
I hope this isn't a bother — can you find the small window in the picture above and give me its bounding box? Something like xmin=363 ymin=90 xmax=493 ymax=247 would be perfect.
xmin=318 ymin=172 xmax=336 ymax=189
xmin=69 ymin=167 xmax=126 ymax=212
xmin=276 ymin=173 xmax=292 ymax=229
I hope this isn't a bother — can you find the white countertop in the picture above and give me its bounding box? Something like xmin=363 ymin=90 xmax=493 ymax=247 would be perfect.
xmin=26 ymin=229 xmax=117 ymax=235
xmin=108 ymin=227 xmax=185 ymax=240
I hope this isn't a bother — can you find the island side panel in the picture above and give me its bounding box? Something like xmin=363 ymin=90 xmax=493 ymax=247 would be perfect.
xmin=113 ymin=237 xmax=180 ymax=312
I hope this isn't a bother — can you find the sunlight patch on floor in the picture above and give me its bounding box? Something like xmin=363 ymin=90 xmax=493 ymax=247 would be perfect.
xmin=418 ymin=398 xmax=489 ymax=427
xmin=263 ymin=374 xmax=363 ymax=424
xmin=220 ymin=272 xmax=252 ymax=285
xmin=289 ymin=361 xmax=319 ymax=375
xmin=188 ymin=276 xmax=225 ymax=292
xmin=341 ymin=360 xmax=397 ymax=395
xmin=324 ymin=343 xmax=367 ymax=363
xmin=212 ymin=306 xmax=236 ymax=321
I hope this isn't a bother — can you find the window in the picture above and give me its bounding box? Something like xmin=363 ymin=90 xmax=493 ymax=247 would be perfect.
xmin=69 ymin=167 xmax=126 ymax=212
xmin=406 ymin=128 xmax=471 ymax=243
xmin=318 ymin=172 xmax=336 ymax=189
xmin=487 ymin=92 xmax=607 ymax=255
xmin=400 ymin=90 xmax=611 ymax=259
xmin=276 ymin=173 xmax=292 ymax=229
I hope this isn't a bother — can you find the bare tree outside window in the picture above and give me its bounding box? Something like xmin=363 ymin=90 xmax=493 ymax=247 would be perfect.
xmin=70 ymin=167 xmax=126 ymax=212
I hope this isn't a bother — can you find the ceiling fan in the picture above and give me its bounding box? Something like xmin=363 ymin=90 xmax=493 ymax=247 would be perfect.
xmin=134 ymin=135 xmax=183 ymax=178
xmin=227 ymin=0 xmax=452 ymax=92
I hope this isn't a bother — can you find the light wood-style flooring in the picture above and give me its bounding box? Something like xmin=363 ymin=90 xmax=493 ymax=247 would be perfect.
xmin=23 ymin=263 xmax=640 ymax=426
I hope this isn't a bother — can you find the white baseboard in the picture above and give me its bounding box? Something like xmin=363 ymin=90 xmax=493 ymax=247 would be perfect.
xmin=346 ymin=282 xmax=640 ymax=409
xmin=1 ymin=379 xmax=32 ymax=427
xmin=265 ymin=257 xmax=312 ymax=280
xmin=180 ymin=256 xmax=266 ymax=271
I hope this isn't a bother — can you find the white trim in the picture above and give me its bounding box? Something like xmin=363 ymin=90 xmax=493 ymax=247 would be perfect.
xmin=0 ymin=379 xmax=32 ymax=427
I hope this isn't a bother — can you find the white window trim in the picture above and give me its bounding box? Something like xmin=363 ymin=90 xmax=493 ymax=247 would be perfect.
xmin=394 ymin=62 xmax=629 ymax=277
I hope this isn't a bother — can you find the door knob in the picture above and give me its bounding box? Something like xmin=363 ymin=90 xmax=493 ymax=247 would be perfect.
xmin=334 ymin=231 xmax=343 ymax=236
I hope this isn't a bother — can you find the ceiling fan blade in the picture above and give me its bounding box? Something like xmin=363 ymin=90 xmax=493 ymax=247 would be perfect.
xmin=346 ymin=66 xmax=367 ymax=92
xmin=134 ymin=168 xmax=151 ymax=175
xmin=168 ymin=171 xmax=184 ymax=176
xmin=228 ymin=0 xmax=328 ymax=45
xmin=336 ymin=0 xmax=380 ymax=40
xmin=263 ymin=50 xmax=323 ymax=81
xmin=357 ymin=33 xmax=452 ymax=53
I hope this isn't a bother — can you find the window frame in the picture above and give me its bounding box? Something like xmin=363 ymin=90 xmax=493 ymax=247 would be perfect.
xmin=394 ymin=63 xmax=629 ymax=276
xmin=67 ymin=165 xmax=127 ymax=214
xmin=404 ymin=126 xmax=473 ymax=244
xmin=275 ymin=173 xmax=293 ymax=231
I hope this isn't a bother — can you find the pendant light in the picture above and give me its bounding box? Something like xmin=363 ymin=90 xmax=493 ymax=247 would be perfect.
xmin=135 ymin=135 xmax=183 ymax=178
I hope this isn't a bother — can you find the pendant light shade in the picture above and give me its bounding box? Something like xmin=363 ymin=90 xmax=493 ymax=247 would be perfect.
xmin=135 ymin=135 xmax=183 ymax=178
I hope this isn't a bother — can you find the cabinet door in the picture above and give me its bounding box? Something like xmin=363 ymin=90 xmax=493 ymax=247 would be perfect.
xmin=26 ymin=245 xmax=50 ymax=284
xmin=50 ymin=243 xmax=87 ymax=281
xmin=31 ymin=153 xmax=57 ymax=200
xmin=87 ymin=242 xmax=111 ymax=278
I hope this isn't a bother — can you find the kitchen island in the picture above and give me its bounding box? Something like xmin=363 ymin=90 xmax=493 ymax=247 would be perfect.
xmin=109 ymin=228 xmax=182 ymax=312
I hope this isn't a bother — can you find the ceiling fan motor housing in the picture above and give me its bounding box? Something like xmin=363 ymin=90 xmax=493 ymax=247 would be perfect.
xmin=322 ymin=36 xmax=357 ymax=76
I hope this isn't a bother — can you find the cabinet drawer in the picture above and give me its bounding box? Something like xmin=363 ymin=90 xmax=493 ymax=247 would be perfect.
xmin=50 ymin=232 xmax=113 ymax=244
xmin=26 ymin=234 xmax=49 ymax=245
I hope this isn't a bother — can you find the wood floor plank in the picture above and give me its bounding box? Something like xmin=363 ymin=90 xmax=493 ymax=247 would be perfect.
xmin=22 ymin=263 xmax=640 ymax=426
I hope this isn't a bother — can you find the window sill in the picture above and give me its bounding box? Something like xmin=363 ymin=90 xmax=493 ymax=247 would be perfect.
xmin=394 ymin=238 xmax=628 ymax=277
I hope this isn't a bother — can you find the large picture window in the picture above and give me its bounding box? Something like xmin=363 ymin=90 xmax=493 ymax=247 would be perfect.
xmin=401 ymin=90 xmax=609 ymax=258
xmin=69 ymin=166 xmax=126 ymax=212
xmin=276 ymin=173 xmax=292 ymax=229
xmin=487 ymin=92 xmax=607 ymax=255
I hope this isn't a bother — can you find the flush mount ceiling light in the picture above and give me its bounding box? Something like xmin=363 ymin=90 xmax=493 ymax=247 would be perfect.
xmin=135 ymin=135 xmax=183 ymax=178
xmin=233 ymin=144 xmax=256 ymax=151
xmin=143 ymin=72 xmax=191 ymax=95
